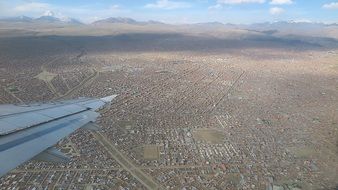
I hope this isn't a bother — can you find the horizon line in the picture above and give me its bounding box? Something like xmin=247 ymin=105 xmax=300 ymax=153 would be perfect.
xmin=1 ymin=15 xmax=337 ymax=25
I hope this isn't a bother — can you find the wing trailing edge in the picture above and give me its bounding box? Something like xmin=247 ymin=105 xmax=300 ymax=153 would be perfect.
xmin=0 ymin=95 xmax=117 ymax=177
xmin=33 ymin=147 xmax=70 ymax=163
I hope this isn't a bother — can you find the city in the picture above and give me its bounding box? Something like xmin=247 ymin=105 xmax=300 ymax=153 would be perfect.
xmin=0 ymin=34 xmax=337 ymax=189
xmin=0 ymin=0 xmax=338 ymax=189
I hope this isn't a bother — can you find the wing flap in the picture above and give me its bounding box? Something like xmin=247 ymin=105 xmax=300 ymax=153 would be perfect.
xmin=0 ymin=110 xmax=99 ymax=177
xmin=33 ymin=147 xmax=70 ymax=163
xmin=0 ymin=112 xmax=52 ymax=135
xmin=0 ymin=95 xmax=117 ymax=177
xmin=0 ymin=99 xmax=101 ymax=136
xmin=82 ymin=122 xmax=101 ymax=131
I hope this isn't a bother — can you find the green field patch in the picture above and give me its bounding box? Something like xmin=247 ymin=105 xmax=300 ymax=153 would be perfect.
xmin=7 ymin=86 xmax=19 ymax=92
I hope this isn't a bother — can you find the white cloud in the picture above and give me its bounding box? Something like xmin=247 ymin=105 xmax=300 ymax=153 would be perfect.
xmin=109 ymin=5 xmax=120 ymax=10
xmin=43 ymin=10 xmax=55 ymax=17
xmin=269 ymin=7 xmax=285 ymax=15
xmin=323 ymin=2 xmax=338 ymax=9
xmin=217 ymin=0 xmax=265 ymax=4
xmin=145 ymin=0 xmax=191 ymax=9
xmin=270 ymin=0 xmax=293 ymax=5
xmin=208 ymin=4 xmax=223 ymax=10
xmin=290 ymin=19 xmax=312 ymax=23
xmin=14 ymin=2 xmax=50 ymax=12
xmin=13 ymin=2 xmax=69 ymax=19
xmin=211 ymin=0 xmax=265 ymax=11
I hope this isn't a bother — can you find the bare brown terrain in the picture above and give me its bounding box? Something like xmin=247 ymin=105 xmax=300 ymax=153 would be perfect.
xmin=0 ymin=22 xmax=337 ymax=190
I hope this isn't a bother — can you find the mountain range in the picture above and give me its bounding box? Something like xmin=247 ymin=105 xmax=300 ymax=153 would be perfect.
xmin=1 ymin=16 xmax=337 ymax=29
xmin=92 ymin=17 xmax=164 ymax=25
xmin=0 ymin=15 xmax=83 ymax=25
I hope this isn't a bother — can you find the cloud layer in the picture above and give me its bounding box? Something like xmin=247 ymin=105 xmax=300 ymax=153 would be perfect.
xmin=270 ymin=0 xmax=293 ymax=5
xmin=323 ymin=2 xmax=338 ymax=9
xmin=269 ymin=7 xmax=285 ymax=15
xmin=217 ymin=0 xmax=265 ymax=4
xmin=14 ymin=2 xmax=50 ymax=13
xmin=145 ymin=0 xmax=191 ymax=9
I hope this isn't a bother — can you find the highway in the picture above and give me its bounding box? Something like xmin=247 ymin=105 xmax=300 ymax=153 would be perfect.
xmin=91 ymin=131 xmax=163 ymax=190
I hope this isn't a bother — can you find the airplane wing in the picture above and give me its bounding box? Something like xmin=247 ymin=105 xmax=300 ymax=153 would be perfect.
xmin=0 ymin=95 xmax=117 ymax=177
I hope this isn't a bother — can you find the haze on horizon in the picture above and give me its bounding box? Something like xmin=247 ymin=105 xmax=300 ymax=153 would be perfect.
xmin=0 ymin=0 xmax=338 ymax=24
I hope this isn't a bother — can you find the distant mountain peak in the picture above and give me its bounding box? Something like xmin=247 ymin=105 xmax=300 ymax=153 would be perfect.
xmin=92 ymin=17 xmax=165 ymax=25
xmin=60 ymin=17 xmax=83 ymax=24
xmin=147 ymin=20 xmax=164 ymax=24
xmin=36 ymin=15 xmax=61 ymax=22
xmin=0 ymin=16 xmax=33 ymax=22
xmin=194 ymin=22 xmax=225 ymax=26
xmin=287 ymin=19 xmax=313 ymax=24
xmin=17 ymin=16 xmax=32 ymax=20
xmin=93 ymin=17 xmax=137 ymax=24
xmin=0 ymin=15 xmax=83 ymax=25
xmin=93 ymin=17 xmax=138 ymax=24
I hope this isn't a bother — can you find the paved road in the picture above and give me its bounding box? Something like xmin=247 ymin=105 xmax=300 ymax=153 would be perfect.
xmin=41 ymin=60 xmax=62 ymax=97
xmin=12 ymin=164 xmax=209 ymax=174
xmin=4 ymin=88 xmax=23 ymax=103
xmin=92 ymin=131 xmax=163 ymax=190
xmin=55 ymin=68 xmax=98 ymax=100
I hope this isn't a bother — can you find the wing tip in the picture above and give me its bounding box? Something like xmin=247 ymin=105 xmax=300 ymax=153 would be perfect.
xmin=100 ymin=95 xmax=118 ymax=103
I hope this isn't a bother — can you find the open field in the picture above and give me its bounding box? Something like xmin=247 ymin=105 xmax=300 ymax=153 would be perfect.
xmin=143 ymin=145 xmax=160 ymax=160
xmin=193 ymin=129 xmax=226 ymax=144
xmin=0 ymin=23 xmax=337 ymax=189
xmin=35 ymin=70 xmax=56 ymax=82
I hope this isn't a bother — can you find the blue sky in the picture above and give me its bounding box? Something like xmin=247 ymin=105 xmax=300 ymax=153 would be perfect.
xmin=0 ymin=0 xmax=337 ymax=24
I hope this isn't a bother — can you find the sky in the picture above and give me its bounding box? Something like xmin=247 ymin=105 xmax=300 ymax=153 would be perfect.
xmin=0 ymin=0 xmax=337 ymax=24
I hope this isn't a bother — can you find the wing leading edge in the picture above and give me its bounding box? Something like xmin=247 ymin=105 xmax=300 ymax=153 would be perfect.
xmin=0 ymin=95 xmax=116 ymax=177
